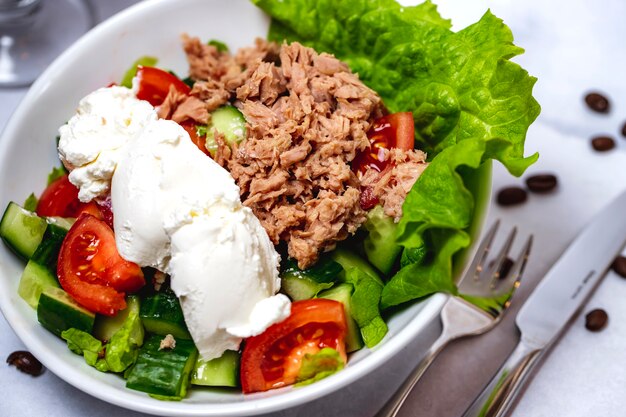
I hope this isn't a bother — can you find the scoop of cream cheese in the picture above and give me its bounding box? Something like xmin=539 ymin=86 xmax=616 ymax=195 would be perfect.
xmin=58 ymin=86 xmax=291 ymax=360
xmin=58 ymin=86 xmax=157 ymax=202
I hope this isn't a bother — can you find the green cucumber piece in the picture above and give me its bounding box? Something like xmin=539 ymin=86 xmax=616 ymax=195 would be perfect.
xmin=318 ymin=284 xmax=364 ymax=352
xmin=281 ymin=276 xmax=333 ymax=301
xmin=330 ymin=248 xmax=382 ymax=284
xmin=280 ymin=257 xmax=342 ymax=301
xmin=17 ymin=217 xmax=73 ymax=308
xmin=139 ymin=289 xmax=190 ymax=339
xmin=37 ymin=287 xmax=95 ymax=337
xmin=126 ymin=334 xmax=198 ymax=399
xmin=363 ymin=205 xmax=402 ymax=275
xmin=94 ymin=296 xmax=141 ymax=342
xmin=205 ymin=105 xmax=246 ymax=156
xmin=29 ymin=218 xmax=72 ymax=271
xmin=18 ymin=261 xmax=60 ymax=309
xmin=191 ymin=350 xmax=240 ymax=387
xmin=0 ymin=202 xmax=48 ymax=260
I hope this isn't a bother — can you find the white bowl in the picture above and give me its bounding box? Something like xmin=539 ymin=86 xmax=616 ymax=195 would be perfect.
xmin=0 ymin=0 xmax=490 ymax=415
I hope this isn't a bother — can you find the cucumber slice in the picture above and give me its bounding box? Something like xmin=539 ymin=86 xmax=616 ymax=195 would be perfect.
xmin=126 ymin=334 xmax=198 ymax=399
xmin=330 ymin=248 xmax=382 ymax=284
xmin=94 ymin=295 xmax=141 ymax=342
xmin=318 ymin=284 xmax=364 ymax=352
xmin=363 ymin=205 xmax=402 ymax=275
xmin=18 ymin=261 xmax=60 ymax=309
xmin=281 ymin=275 xmax=333 ymax=301
xmin=205 ymin=105 xmax=246 ymax=156
xmin=139 ymin=289 xmax=191 ymax=339
xmin=0 ymin=202 xmax=48 ymax=260
xmin=17 ymin=217 xmax=72 ymax=308
xmin=191 ymin=350 xmax=240 ymax=387
xmin=37 ymin=287 xmax=95 ymax=337
xmin=280 ymin=257 xmax=341 ymax=301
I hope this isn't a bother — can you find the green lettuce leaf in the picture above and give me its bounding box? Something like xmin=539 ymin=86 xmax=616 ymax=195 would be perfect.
xmin=23 ymin=193 xmax=38 ymax=212
xmin=253 ymin=0 xmax=539 ymax=308
xmin=103 ymin=309 xmax=144 ymax=372
xmin=61 ymin=309 xmax=144 ymax=373
xmin=47 ymin=166 xmax=67 ymax=185
xmin=120 ymin=56 xmax=159 ymax=88
xmin=295 ymin=347 xmax=345 ymax=386
xmin=61 ymin=328 xmax=104 ymax=367
xmin=343 ymin=267 xmax=387 ymax=347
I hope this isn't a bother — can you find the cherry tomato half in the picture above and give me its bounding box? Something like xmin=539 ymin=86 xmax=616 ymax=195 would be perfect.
xmin=240 ymin=299 xmax=347 ymax=393
xmin=57 ymin=213 xmax=145 ymax=316
xmin=135 ymin=66 xmax=191 ymax=107
xmin=36 ymin=174 xmax=82 ymax=218
xmin=352 ymin=112 xmax=416 ymax=175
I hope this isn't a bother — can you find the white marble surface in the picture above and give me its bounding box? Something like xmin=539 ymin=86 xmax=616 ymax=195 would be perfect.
xmin=2 ymin=0 xmax=626 ymax=416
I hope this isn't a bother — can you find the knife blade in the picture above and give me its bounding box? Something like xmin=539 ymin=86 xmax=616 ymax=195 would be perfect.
xmin=463 ymin=188 xmax=626 ymax=417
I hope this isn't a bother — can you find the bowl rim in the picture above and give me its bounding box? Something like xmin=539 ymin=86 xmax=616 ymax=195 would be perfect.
xmin=0 ymin=0 xmax=483 ymax=415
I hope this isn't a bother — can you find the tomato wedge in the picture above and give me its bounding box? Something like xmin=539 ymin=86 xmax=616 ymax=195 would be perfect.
xmin=240 ymin=299 xmax=347 ymax=393
xmin=36 ymin=174 xmax=83 ymax=218
xmin=57 ymin=213 xmax=144 ymax=316
xmin=180 ymin=120 xmax=209 ymax=155
xmin=352 ymin=112 xmax=415 ymax=175
xmin=36 ymin=174 xmax=114 ymax=227
xmin=135 ymin=66 xmax=191 ymax=107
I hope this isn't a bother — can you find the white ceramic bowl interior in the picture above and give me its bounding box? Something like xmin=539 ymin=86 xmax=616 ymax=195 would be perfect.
xmin=0 ymin=0 xmax=490 ymax=415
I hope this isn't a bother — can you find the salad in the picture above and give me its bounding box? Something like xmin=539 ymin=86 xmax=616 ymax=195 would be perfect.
xmin=0 ymin=0 xmax=539 ymax=400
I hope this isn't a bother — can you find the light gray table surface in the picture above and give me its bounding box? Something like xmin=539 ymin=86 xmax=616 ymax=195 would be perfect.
xmin=2 ymin=1 xmax=626 ymax=416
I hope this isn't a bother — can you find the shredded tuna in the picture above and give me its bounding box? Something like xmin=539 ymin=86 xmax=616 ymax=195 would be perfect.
xmin=180 ymin=36 xmax=428 ymax=268
xmin=360 ymin=148 xmax=429 ymax=221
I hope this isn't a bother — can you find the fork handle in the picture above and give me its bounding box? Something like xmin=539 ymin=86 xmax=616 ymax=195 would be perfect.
xmin=374 ymin=333 xmax=447 ymax=417
xmin=462 ymin=339 xmax=542 ymax=417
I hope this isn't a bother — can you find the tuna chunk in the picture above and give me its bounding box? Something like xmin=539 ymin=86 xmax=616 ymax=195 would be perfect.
xmin=180 ymin=37 xmax=423 ymax=269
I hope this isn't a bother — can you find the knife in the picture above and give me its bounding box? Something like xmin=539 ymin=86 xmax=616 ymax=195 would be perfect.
xmin=462 ymin=188 xmax=626 ymax=417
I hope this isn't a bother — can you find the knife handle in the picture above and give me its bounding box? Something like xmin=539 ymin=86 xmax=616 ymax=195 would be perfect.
xmin=462 ymin=338 xmax=542 ymax=417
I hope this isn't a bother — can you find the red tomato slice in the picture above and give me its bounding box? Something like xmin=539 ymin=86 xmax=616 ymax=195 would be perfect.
xmin=352 ymin=112 xmax=416 ymax=175
xmin=240 ymin=299 xmax=347 ymax=393
xmin=181 ymin=121 xmax=209 ymax=155
xmin=57 ymin=213 xmax=144 ymax=316
xmin=36 ymin=174 xmax=82 ymax=218
xmin=135 ymin=66 xmax=191 ymax=107
xmin=36 ymin=174 xmax=115 ymax=227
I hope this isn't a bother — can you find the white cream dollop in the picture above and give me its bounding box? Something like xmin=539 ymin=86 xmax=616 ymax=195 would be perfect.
xmin=58 ymin=86 xmax=157 ymax=202
xmin=58 ymin=86 xmax=291 ymax=360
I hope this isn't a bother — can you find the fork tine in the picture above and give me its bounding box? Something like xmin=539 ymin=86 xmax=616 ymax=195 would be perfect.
xmin=486 ymin=226 xmax=518 ymax=287
xmin=458 ymin=220 xmax=500 ymax=287
xmin=494 ymin=234 xmax=533 ymax=300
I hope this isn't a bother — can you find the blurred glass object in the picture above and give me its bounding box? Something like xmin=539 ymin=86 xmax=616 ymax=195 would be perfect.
xmin=0 ymin=0 xmax=95 ymax=87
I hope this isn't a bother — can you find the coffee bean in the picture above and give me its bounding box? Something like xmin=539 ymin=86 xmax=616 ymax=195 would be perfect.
xmin=489 ymin=257 xmax=514 ymax=279
xmin=585 ymin=309 xmax=608 ymax=332
xmin=621 ymin=121 xmax=626 ymax=138
xmin=6 ymin=351 xmax=44 ymax=376
xmin=525 ymin=174 xmax=558 ymax=193
xmin=591 ymin=136 xmax=615 ymax=152
xmin=496 ymin=187 xmax=527 ymax=206
xmin=611 ymin=256 xmax=626 ymax=278
xmin=584 ymin=92 xmax=610 ymax=113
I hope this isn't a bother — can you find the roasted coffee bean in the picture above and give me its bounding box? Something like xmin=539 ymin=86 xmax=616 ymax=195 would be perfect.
xmin=6 ymin=351 xmax=44 ymax=376
xmin=489 ymin=257 xmax=514 ymax=279
xmin=585 ymin=309 xmax=608 ymax=332
xmin=525 ymin=174 xmax=558 ymax=193
xmin=584 ymin=92 xmax=610 ymax=113
xmin=611 ymin=255 xmax=626 ymax=278
xmin=621 ymin=121 xmax=626 ymax=138
xmin=496 ymin=186 xmax=528 ymax=206
xmin=591 ymin=136 xmax=615 ymax=152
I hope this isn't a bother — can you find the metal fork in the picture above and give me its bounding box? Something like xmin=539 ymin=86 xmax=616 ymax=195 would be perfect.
xmin=375 ymin=221 xmax=533 ymax=417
